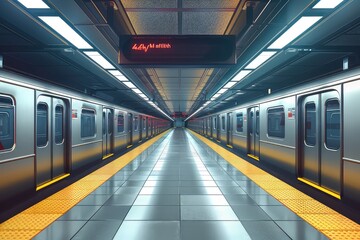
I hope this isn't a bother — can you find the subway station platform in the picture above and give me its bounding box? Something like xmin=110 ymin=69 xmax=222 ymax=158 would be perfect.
xmin=1 ymin=128 xmax=359 ymax=240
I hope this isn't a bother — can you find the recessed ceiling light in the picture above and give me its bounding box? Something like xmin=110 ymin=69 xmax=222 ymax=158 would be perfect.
xmin=39 ymin=16 xmax=92 ymax=49
xmin=83 ymin=51 xmax=115 ymax=69
xmin=245 ymin=51 xmax=277 ymax=69
xmin=223 ymin=81 xmax=238 ymax=89
xmin=122 ymin=81 xmax=136 ymax=89
xmin=313 ymin=0 xmax=344 ymax=9
xmin=18 ymin=0 xmax=49 ymax=9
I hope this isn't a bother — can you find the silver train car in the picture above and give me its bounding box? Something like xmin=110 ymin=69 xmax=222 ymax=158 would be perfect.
xmin=188 ymin=67 xmax=360 ymax=206
xmin=0 ymin=69 xmax=171 ymax=205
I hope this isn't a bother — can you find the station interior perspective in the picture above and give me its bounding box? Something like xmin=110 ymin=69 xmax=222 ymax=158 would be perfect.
xmin=0 ymin=0 xmax=360 ymax=239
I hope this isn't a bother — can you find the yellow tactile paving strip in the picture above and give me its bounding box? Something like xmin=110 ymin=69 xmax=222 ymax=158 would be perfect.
xmin=0 ymin=130 xmax=170 ymax=240
xmin=188 ymin=129 xmax=360 ymax=240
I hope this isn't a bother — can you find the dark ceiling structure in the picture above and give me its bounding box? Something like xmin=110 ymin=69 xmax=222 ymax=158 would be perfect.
xmin=0 ymin=0 xmax=359 ymax=120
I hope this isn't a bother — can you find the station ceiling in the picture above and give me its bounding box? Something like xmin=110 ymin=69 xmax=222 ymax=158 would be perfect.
xmin=0 ymin=0 xmax=359 ymax=119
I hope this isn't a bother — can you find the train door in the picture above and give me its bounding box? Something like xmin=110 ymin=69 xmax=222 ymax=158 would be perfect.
xmin=227 ymin=112 xmax=233 ymax=147
xmin=216 ymin=115 xmax=221 ymax=141
xmin=149 ymin=118 xmax=152 ymax=137
xmin=102 ymin=108 xmax=114 ymax=159
xmin=210 ymin=117 xmax=213 ymax=138
xmin=139 ymin=116 xmax=143 ymax=142
xmin=300 ymin=91 xmax=341 ymax=195
xmin=247 ymin=106 xmax=260 ymax=160
xmin=127 ymin=113 xmax=133 ymax=147
xmin=36 ymin=96 xmax=68 ymax=188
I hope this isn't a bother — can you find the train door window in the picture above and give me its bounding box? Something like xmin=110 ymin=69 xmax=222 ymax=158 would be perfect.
xmin=108 ymin=111 xmax=113 ymax=134
xmin=325 ymin=99 xmax=340 ymax=150
xmin=37 ymin=103 xmax=48 ymax=147
xmin=249 ymin=111 xmax=253 ymax=133
xmin=117 ymin=114 xmax=124 ymax=132
xmin=0 ymin=95 xmax=15 ymax=151
xmin=221 ymin=116 xmax=225 ymax=130
xmin=102 ymin=111 xmax=106 ymax=135
xmin=236 ymin=113 xmax=243 ymax=132
xmin=55 ymin=105 xmax=64 ymax=144
xmin=214 ymin=118 xmax=217 ymax=129
xmin=267 ymin=107 xmax=285 ymax=138
xmin=81 ymin=109 xmax=96 ymax=138
xmin=143 ymin=118 xmax=146 ymax=130
xmin=256 ymin=111 xmax=260 ymax=135
xmin=305 ymin=103 xmax=316 ymax=146
xmin=134 ymin=116 xmax=139 ymax=131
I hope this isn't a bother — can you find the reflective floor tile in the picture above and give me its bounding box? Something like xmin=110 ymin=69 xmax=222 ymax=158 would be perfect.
xmin=181 ymin=206 xmax=238 ymax=220
xmin=214 ymin=180 xmax=239 ymax=186
xmin=133 ymin=195 xmax=180 ymax=206
xmin=91 ymin=187 xmax=119 ymax=195
xmin=148 ymin=175 xmax=179 ymax=181
xmin=181 ymin=221 xmax=250 ymax=240
xmin=179 ymin=181 xmax=217 ymax=187
xmin=33 ymin=221 xmax=86 ymax=240
xmin=100 ymin=180 xmax=125 ymax=188
xmin=77 ymin=194 xmax=112 ymax=206
xmin=180 ymin=186 xmax=222 ymax=195
xmin=224 ymin=194 xmax=257 ymax=205
xmin=211 ymin=175 xmax=233 ymax=181
xmin=113 ymin=221 xmax=180 ymax=240
xmin=260 ymin=206 xmax=302 ymax=220
xmin=144 ymin=180 xmax=179 ymax=187
xmin=231 ymin=205 xmax=271 ymax=220
xmin=241 ymin=221 xmax=291 ymax=240
xmin=180 ymin=195 xmax=228 ymax=206
xmin=139 ymin=186 xmax=179 ymax=195
xmin=128 ymin=175 xmax=148 ymax=180
xmin=121 ymin=180 xmax=146 ymax=187
xmin=250 ymin=194 xmax=282 ymax=205
xmin=104 ymin=194 xmax=137 ymax=206
xmin=219 ymin=186 xmax=247 ymax=194
xmin=58 ymin=206 xmax=100 ymax=220
xmin=180 ymin=175 xmax=213 ymax=181
xmin=72 ymin=220 xmax=122 ymax=240
xmin=91 ymin=206 xmax=130 ymax=221
xmin=125 ymin=206 xmax=180 ymax=220
xmin=276 ymin=221 xmax=329 ymax=240
xmin=114 ymin=187 xmax=142 ymax=195
xmin=243 ymin=187 xmax=268 ymax=195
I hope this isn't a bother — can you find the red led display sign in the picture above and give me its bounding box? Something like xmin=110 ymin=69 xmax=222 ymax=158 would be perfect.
xmin=119 ymin=35 xmax=236 ymax=66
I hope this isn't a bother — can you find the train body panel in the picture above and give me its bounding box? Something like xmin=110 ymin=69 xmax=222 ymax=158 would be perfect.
xmin=188 ymin=67 xmax=360 ymax=206
xmin=0 ymin=69 xmax=171 ymax=207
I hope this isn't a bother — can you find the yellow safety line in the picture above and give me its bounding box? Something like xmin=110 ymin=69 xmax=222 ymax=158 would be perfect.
xmin=298 ymin=177 xmax=341 ymax=200
xmin=36 ymin=174 xmax=71 ymax=191
xmin=0 ymin=130 xmax=171 ymax=240
xmin=188 ymin=129 xmax=360 ymax=240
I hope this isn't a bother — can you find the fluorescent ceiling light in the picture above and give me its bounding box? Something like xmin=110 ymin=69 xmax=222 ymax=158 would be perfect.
xmin=108 ymin=70 xmax=123 ymax=76
xmin=18 ymin=0 xmax=49 ymax=8
xmin=223 ymin=81 xmax=238 ymax=89
xmin=217 ymin=89 xmax=227 ymax=94
xmin=245 ymin=51 xmax=277 ymax=69
xmin=313 ymin=0 xmax=344 ymax=9
xmin=39 ymin=16 xmax=92 ymax=49
xmin=83 ymin=51 xmax=115 ymax=69
xmin=132 ymin=89 xmax=142 ymax=94
xmin=232 ymin=70 xmax=252 ymax=81
xmin=122 ymin=81 xmax=136 ymax=88
xmin=268 ymin=16 xmax=322 ymax=49
xmin=211 ymin=97 xmax=217 ymax=101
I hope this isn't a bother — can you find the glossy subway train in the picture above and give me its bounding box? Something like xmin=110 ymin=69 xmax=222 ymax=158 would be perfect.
xmin=0 ymin=69 xmax=171 ymax=206
xmin=187 ymin=67 xmax=360 ymax=207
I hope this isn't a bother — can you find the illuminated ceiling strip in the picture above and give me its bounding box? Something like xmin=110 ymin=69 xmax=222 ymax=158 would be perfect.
xmin=17 ymin=0 xmax=49 ymax=9
xmin=223 ymin=81 xmax=238 ymax=89
xmin=83 ymin=51 xmax=115 ymax=69
xmin=245 ymin=51 xmax=277 ymax=69
xmin=217 ymin=89 xmax=227 ymax=94
xmin=267 ymin=16 xmax=322 ymax=49
xmin=39 ymin=16 xmax=93 ymax=49
xmin=132 ymin=88 xmax=142 ymax=94
xmin=313 ymin=0 xmax=344 ymax=9
xmin=232 ymin=70 xmax=252 ymax=81
xmin=122 ymin=81 xmax=136 ymax=89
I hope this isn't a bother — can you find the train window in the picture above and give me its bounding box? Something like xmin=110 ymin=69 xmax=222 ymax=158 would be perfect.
xmin=325 ymin=99 xmax=340 ymax=150
xmin=0 ymin=95 xmax=15 ymax=151
xmin=134 ymin=116 xmax=139 ymax=131
xmin=37 ymin=103 xmax=48 ymax=147
xmin=267 ymin=107 xmax=285 ymax=138
xmin=256 ymin=111 xmax=259 ymax=135
xmin=236 ymin=113 xmax=243 ymax=132
xmin=214 ymin=118 xmax=217 ymax=129
xmin=249 ymin=111 xmax=253 ymax=134
xmin=221 ymin=116 xmax=225 ymax=130
xmin=117 ymin=114 xmax=124 ymax=132
xmin=55 ymin=105 xmax=64 ymax=144
xmin=81 ymin=109 xmax=96 ymax=138
xmin=305 ymin=103 xmax=316 ymax=146
xmin=143 ymin=118 xmax=146 ymax=130
xmin=102 ymin=112 xmax=106 ymax=135
xmin=108 ymin=112 xmax=113 ymax=134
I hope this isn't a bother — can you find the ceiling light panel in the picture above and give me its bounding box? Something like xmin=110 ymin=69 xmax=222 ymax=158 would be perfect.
xmin=83 ymin=51 xmax=115 ymax=69
xmin=313 ymin=0 xmax=344 ymax=9
xmin=132 ymin=88 xmax=142 ymax=94
xmin=268 ymin=16 xmax=322 ymax=49
xmin=122 ymin=81 xmax=136 ymax=88
xmin=233 ymin=70 xmax=252 ymax=81
xmin=18 ymin=0 xmax=49 ymax=8
xmin=223 ymin=81 xmax=238 ymax=89
xmin=217 ymin=89 xmax=227 ymax=94
xmin=39 ymin=16 xmax=92 ymax=49
xmin=245 ymin=51 xmax=277 ymax=69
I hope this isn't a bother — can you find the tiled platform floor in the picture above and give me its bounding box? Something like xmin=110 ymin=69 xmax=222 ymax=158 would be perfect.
xmin=33 ymin=128 xmax=328 ymax=240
